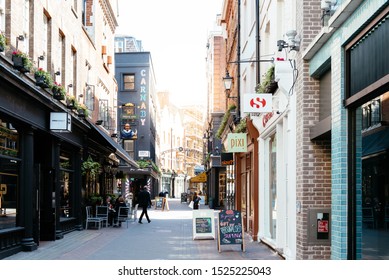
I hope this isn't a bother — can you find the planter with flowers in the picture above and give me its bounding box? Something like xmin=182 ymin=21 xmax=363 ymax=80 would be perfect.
xmin=76 ymin=103 xmax=88 ymax=118
xmin=0 ymin=33 xmax=6 ymax=52
xmin=12 ymin=50 xmax=33 ymax=73
xmin=66 ymin=94 xmax=77 ymax=109
xmin=52 ymin=82 xmax=66 ymax=100
xmin=33 ymin=68 xmax=53 ymax=88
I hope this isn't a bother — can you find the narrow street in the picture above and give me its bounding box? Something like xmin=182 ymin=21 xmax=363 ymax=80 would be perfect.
xmin=4 ymin=199 xmax=282 ymax=260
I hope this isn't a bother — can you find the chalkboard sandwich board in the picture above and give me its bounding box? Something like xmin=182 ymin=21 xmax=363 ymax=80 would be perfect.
xmin=155 ymin=197 xmax=164 ymax=209
xmin=217 ymin=210 xmax=245 ymax=252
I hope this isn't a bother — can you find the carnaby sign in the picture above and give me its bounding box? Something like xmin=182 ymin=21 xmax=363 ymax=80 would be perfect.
xmin=243 ymin=93 xmax=272 ymax=113
xmin=226 ymin=133 xmax=247 ymax=153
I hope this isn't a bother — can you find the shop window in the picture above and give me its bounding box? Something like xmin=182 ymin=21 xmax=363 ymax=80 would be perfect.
xmin=60 ymin=151 xmax=73 ymax=219
xmin=0 ymin=158 xmax=19 ymax=229
xmin=0 ymin=122 xmax=18 ymax=157
xmin=269 ymin=134 xmax=277 ymax=239
xmin=362 ymin=99 xmax=381 ymax=130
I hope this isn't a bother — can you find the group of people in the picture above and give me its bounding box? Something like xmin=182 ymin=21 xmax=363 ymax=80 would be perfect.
xmin=104 ymin=195 xmax=127 ymax=227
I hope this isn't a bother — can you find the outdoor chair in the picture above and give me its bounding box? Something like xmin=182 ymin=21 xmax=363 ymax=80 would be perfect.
xmin=96 ymin=205 xmax=109 ymax=227
xmin=85 ymin=206 xmax=103 ymax=230
xmin=115 ymin=206 xmax=130 ymax=228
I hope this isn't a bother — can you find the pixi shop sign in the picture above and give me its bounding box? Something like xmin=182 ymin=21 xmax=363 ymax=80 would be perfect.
xmin=226 ymin=133 xmax=247 ymax=153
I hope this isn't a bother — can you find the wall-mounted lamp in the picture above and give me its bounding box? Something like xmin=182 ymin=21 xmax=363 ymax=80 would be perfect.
xmin=54 ymin=71 xmax=61 ymax=76
xmin=223 ymin=70 xmax=233 ymax=90
xmin=16 ymin=35 xmax=24 ymax=50
xmin=37 ymin=55 xmax=44 ymax=68
xmin=223 ymin=70 xmax=238 ymax=99
xmin=277 ymin=30 xmax=300 ymax=52
xmin=67 ymin=84 xmax=73 ymax=88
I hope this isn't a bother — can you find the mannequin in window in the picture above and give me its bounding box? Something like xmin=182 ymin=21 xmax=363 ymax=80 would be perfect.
xmin=121 ymin=123 xmax=137 ymax=139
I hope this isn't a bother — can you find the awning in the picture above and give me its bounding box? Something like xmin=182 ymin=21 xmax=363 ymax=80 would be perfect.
xmin=363 ymin=128 xmax=389 ymax=158
xmin=88 ymin=120 xmax=138 ymax=168
xmin=190 ymin=172 xmax=207 ymax=183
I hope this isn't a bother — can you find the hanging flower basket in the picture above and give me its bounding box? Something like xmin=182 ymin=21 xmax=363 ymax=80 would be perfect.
xmin=12 ymin=50 xmax=32 ymax=73
xmin=52 ymin=82 xmax=66 ymax=100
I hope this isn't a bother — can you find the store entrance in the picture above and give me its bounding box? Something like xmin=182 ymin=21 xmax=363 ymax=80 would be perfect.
xmin=360 ymin=93 xmax=389 ymax=259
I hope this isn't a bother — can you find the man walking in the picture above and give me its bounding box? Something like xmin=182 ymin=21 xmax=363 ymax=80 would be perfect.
xmin=137 ymin=186 xmax=152 ymax=224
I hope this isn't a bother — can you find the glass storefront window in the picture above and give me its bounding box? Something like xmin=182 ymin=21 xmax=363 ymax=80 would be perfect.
xmin=60 ymin=151 xmax=73 ymax=218
xmin=0 ymin=158 xmax=19 ymax=229
xmin=269 ymin=134 xmax=277 ymax=239
xmin=360 ymin=92 xmax=389 ymax=259
xmin=0 ymin=120 xmax=19 ymax=229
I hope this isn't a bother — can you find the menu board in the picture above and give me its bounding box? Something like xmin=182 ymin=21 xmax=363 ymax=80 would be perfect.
xmin=195 ymin=217 xmax=212 ymax=234
xmin=192 ymin=210 xmax=215 ymax=240
xmin=218 ymin=210 xmax=245 ymax=252
xmin=155 ymin=197 xmax=163 ymax=209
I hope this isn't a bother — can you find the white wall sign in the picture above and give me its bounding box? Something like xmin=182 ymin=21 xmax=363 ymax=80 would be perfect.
xmin=138 ymin=150 xmax=150 ymax=157
xmin=243 ymin=93 xmax=273 ymax=113
xmin=50 ymin=112 xmax=71 ymax=132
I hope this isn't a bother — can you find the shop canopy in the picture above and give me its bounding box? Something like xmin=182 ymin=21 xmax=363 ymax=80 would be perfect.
xmin=190 ymin=172 xmax=207 ymax=183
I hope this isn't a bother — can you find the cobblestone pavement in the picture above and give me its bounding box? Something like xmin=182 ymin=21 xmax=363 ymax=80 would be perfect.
xmin=4 ymin=199 xmax=283 ymax=260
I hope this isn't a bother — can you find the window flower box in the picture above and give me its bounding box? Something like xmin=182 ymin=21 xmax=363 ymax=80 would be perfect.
xmin=33 ymin=68 xmax=53 ymax=88
xmin=12 ymin=50 xmax=32 ymax=73
xmin=52 ymin=82 xmax=66 ymax=100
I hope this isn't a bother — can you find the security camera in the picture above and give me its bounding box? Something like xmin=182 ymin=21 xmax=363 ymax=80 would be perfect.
xmin=321 ymin=0 xmax=337 ymax=11
xmin=284 ymin=30 xmax=301 ymax=51
xmin=277 ymin=40 xmax=286 ymax=52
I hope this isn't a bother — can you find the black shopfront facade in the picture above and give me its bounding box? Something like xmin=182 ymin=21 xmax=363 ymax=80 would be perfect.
xmin=0 ymin=59 xmax=131 ymax=258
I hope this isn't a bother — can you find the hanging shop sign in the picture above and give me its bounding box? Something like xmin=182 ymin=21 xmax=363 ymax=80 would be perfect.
xmin=50 ymin=112 xmax=71 ymax=132
xmin=221 ymin=153 xmax=234 ymax=166
xmin=226 ymin=133 xmax=247 ymax=153
xmin=243 ymin=93 xmax=273 ymax=113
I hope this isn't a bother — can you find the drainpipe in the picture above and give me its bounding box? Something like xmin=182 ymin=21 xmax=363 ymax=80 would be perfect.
xmin=256 ymin=0 xmax=260 ymax=86
xmin=237 ymin=0 xmax=241 ymax=123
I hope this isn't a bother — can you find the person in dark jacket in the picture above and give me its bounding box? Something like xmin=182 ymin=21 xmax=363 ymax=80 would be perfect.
xmin=193 ymin=192 xmax=201 ymax=210
xmin=113 ymin=196 xmax=127 ymax=227
xmin=137 ymin=186 xmax=152 ymax=224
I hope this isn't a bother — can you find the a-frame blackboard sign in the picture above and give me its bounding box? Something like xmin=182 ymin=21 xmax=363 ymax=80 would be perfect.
xmin=217 ymin=210 xmax=245 ymax=252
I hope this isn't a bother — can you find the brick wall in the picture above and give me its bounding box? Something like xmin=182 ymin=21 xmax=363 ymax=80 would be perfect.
xmin=295 ymin=0 xmax=332 ymax=260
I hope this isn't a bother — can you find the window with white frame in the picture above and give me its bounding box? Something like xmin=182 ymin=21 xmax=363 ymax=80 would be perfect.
xmin=0 ymin=0 xmax=5 ymax=32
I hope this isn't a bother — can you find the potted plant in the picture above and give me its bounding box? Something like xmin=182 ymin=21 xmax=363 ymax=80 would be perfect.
xmin=256 ymin=66 xmax=278 ymax=94
xmin=66 ymin=94 xmax=77 ymax=109
xmin=52 ymin=82 xmax=66 ymax=100
xmin=33 ymin=68 xmax=53 ymax=88
xmin=77 ymin=103 xmax=88 ymax=118
xmin=12 ymin=50 xmax=33 ymax=73
xmin=0 ymin=33 xmax=6 ymax=52
xmin=82 ymin=156 xmax=101 ymax=179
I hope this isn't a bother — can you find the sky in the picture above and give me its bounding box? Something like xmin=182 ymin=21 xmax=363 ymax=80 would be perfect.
xmin=116 ymin=0 xmax=223 ymax=106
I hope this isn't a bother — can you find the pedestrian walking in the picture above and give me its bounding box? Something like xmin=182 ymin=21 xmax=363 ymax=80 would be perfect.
xmin=193 ymin=192 xmax=201 ymax=210
xmin=137 ymin=186 xmax=152 ymax=224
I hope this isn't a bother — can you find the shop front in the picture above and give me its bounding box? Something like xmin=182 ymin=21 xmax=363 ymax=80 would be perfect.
xmin=344 ymin=8 xmax=389 ymax=259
